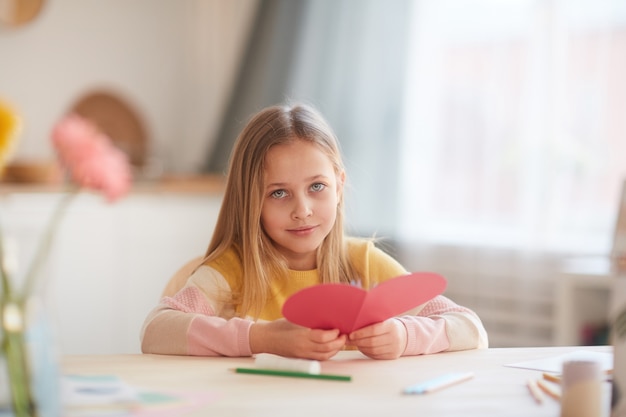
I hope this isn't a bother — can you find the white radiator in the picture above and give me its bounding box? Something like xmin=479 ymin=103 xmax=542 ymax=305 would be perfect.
xmin=393 ymin=242 xmax=561 ymax=347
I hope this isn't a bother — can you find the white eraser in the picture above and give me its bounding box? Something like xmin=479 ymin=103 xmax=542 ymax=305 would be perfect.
xmin=254 ymin=353 xmax=321 ymax=375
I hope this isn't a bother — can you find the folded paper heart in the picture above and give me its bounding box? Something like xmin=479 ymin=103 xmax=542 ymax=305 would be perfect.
xmin=282 ymin=272 xmax=447 ymax=334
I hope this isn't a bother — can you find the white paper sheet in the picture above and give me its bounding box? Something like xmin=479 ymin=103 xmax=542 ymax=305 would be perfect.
xmin=505 ymin=350 xmax=613 ymax=373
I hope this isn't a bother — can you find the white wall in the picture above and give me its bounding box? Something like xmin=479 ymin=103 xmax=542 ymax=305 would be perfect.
xmin=0 ymin=0 xmax=257 ymax=173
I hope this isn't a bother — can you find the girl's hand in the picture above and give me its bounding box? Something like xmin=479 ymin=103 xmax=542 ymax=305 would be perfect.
xmin=348 ymin=318 xmax=408 ymax=360
xmin=249 ymin=318 xmax=346 ymax=360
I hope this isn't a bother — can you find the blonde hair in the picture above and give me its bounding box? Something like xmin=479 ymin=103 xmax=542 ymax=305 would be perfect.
xmin=204 ymin=103 xmax=360 ymax=317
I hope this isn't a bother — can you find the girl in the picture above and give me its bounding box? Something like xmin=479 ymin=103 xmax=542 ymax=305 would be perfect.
xmin=141 ymin=103 xmax=488 ymax=360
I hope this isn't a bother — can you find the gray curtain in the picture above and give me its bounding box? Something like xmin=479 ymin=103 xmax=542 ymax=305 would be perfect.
xmin=206 ymin=0 xmax=412 ymax=239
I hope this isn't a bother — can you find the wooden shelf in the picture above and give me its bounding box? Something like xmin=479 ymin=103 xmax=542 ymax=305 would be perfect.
xmin=0 ymin=174 xmax=226 ymax=196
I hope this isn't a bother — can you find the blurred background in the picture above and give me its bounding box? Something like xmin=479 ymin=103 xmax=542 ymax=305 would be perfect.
xmin=1 ymin=0 xmax=625 ymax=353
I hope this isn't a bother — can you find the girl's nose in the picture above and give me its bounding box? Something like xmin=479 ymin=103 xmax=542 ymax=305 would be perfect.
xmin=292 ymin=196 xmax=313 ymax=220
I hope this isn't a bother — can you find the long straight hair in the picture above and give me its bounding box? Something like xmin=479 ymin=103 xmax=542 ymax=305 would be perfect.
xmin=204 ymin=103 xmax=360 ymax=317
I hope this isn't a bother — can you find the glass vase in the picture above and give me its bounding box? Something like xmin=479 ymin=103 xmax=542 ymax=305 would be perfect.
xmin=1 ymin=296 xmax=60 ymax=417
xmin=1 ymin=298 xmax=36 ymax=416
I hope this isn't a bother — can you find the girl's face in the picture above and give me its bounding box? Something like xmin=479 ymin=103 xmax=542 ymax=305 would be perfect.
xmin=261 ymin=139 xmax=344 ymax=271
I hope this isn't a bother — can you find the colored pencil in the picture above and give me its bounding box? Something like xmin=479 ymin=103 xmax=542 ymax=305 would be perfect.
xmin=527 ymin=379 xmax=544 ymax=404
xmin=232 ymin=367 xmax=352 ymax=381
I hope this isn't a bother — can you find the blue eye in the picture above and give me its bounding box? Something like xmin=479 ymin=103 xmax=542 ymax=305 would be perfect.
xmin=270 ymin=189 xmax=287 ymax=199
xmin=311 ymin=183 xmax=326 ymax=192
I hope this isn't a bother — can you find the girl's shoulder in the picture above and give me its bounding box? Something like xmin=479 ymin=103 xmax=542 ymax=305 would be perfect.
xmin=345 ymin=236 xmax=375 ymax=257
xmin=346 ymin=236 xmax=395 ymax=260
xmin=346 ymin=236 xmax=407 ymax=283
xmin=204 ymin=246 xmax=243 ymax=280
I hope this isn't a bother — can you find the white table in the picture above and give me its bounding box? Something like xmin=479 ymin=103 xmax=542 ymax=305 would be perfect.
xmin=61 ymin=345 xmax=613 ymax=417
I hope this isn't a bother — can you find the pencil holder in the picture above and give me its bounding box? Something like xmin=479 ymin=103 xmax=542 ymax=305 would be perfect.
xmin=559 ymin=360 xmax=602 ymax=417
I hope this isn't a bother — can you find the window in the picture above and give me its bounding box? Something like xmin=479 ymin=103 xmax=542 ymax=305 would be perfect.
xmin=399 ymin=0 xmax=626 ymax=253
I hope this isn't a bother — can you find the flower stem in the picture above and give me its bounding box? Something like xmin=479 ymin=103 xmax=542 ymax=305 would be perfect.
xmin=2 ymin=309 xmax=37 ymax=417
xmin=1 ymin=226 xmax=36 ymax=416
xmin=21 ymin=190 xmax=77 ymax=297
xmin=0 ymin=222 xmax=14 ymax=301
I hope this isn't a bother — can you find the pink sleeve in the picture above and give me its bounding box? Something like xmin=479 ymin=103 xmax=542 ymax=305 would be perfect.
xmin=397 ymin=295 xmax=488 ymax=356
xmin=396 ymin=315 xmax=450 ymax=355
xmin=141 ymin=287 xmax=253 ymax=357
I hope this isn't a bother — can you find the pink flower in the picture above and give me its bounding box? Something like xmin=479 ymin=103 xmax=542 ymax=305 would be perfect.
xmin=51 ymin=113 xmax=132 ymax=202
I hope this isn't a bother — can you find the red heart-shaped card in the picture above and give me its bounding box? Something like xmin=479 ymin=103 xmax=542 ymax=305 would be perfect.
xmin=282 ymin=272 xmax=447 ymax=334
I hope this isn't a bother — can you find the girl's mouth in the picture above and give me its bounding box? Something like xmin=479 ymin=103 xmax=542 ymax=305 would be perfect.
xmin=288 ymin=225 xmax=317 ymax=235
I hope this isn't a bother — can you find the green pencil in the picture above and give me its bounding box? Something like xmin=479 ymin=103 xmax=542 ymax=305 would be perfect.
xmin=232 ymin=367 xmax=352 ymax=382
